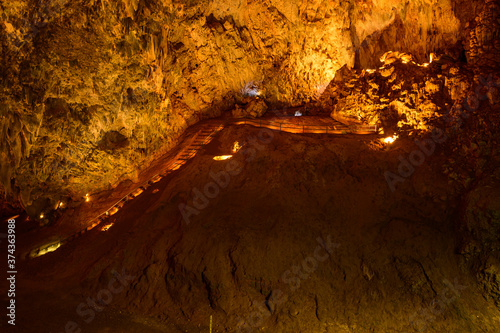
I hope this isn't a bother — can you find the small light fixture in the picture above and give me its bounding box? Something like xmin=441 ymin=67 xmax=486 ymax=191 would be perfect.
xmin=85 ymin=193 xmax=89 ymax=202
xmin=383 ymin=135 xmax=398 ymax=144
xmin=40 ymin=213 xmax=44 ymax=219
xmin=213 ymin=155 xmax=233 ymax=161
xmin=101 ymin=223 xmax=114 ymax=232
xmin=232 ymin=142 xmax=241 ymax=153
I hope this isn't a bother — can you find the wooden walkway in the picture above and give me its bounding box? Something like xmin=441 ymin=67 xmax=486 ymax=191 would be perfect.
xmin=28 ymin=117 xmax=378 ymax=257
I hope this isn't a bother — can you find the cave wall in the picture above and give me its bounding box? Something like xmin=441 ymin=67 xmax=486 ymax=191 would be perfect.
xmin=0 ymin=0 xmax=491 ymax=212
xmin=352 ymin=0 xmax=461 ymax=68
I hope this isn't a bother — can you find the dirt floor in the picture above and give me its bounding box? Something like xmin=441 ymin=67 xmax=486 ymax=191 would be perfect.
xmin=4 ymin=123 xmax=500 ymax=332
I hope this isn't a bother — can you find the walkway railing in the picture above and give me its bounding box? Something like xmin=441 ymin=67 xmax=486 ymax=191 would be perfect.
xmin=29 ymin=118 xmax=377 ymax=257
xmin=236 ymin=118 xmax=377 ymax=134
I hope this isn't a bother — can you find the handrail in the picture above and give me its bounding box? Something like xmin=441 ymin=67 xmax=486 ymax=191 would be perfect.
xmin=236 ymin=118 xmax=377 ymax=134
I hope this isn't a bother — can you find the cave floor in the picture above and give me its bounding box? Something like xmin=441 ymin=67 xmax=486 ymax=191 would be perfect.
xmin=10 ymin=123 xmax=500 ymax=332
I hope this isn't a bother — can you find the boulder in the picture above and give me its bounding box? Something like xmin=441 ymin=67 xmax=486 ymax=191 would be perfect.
xmin=232 ymin=98 xmax=268 ymax=118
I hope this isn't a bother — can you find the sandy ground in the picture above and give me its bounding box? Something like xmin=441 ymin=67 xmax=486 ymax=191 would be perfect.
xmin=4 ymin=123 xmax=500 ymax=332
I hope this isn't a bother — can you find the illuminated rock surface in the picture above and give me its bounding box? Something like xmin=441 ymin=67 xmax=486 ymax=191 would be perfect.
xmin=1 ymin=1 xmax=500 ymax=332
xmin=1 ymin=0 xmax=497 ymax=211
xmin=15 ymin=125 xmax=500 ymax=332
xmin=317 ymin=52 xmax=500 ymax=134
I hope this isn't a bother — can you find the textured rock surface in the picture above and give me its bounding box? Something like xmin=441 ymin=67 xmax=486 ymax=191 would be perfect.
xmin=351 ymin=0 xmax=461 ymax=68
xmin=463 ymin=0 xmax=500 ymax=68
xmin=232 ymin=97 xmax=268 ymax=118
xmin=16 ymin=125 xmax=500 ymax=332
xmin=0 ymin=0 xmax=495 ymax=214
xmin=317 ymin=51 xmax=489 ymax=133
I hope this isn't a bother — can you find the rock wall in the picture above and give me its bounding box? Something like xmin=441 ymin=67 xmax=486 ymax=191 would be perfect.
xmin=317 ymin=51 xmax=485 ymax=133
xmin=0 ymin=0 xmax=492 ymax=214
xmin=351 ymin=0 xmax=461 ymax=68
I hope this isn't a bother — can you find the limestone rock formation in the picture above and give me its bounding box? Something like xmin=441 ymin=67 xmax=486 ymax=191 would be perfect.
xmin=0 ymin=0 xmax=495 ymax=216
xmin=317 ymin=51 xmax=498 ymax=135
xmin=232 ymin=97 xmax=268 ymax=118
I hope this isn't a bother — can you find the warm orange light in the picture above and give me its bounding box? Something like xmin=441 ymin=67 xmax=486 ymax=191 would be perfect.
xmin=108 ymin=207 xmax=119 ymax=216
xmin=213 ymin=155 xmax=233 ymax=161
xmin=130 ymin=187 xmax=144 ymax=198
xmin=101 ymin=223 xmax=114 ymax=231
xmin=383 ymin=135 xmax=398 ymax=144
xmin=85 ymin=193 xmax=90 ymax=202
xmin=232 ymin=141 xmax=241 ymax=153
xmin=150 ymin=175 xmax=162 ymax=183
xmin=380 ymin=51 xmax=393 ymax=63
xmin=170 ymin=163 xmax=181 ymax=171
xmin=30 ymin=242 xmax=62 ymax=258
xmin=40 ymin=213 xmax=44 ymax=219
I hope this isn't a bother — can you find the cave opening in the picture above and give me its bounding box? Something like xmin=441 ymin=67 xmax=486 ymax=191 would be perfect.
xmin=1 ymin=0 xmax=500 ymax=332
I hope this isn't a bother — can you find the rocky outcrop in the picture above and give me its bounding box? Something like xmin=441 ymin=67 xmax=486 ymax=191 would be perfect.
xmin=232 ymin=97 xmax=268 ymax=118
xmin=463 ymin=0 xmax=500 ymax=68
xmin=317 ymin=51 xmax=496 ymax=134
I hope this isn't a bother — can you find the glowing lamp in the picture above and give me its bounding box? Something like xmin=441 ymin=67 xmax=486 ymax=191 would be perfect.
xmin=383 ymin=135 xmax=398 ymax=144
xmin=232 ymin=142 xmax=241 ymax=153
xmin=213 ymin=155 xmax=233 ymax=161
xmin=101 ymin=223 xmax=114 ymax=231
xmin=31 ymin=242 xmax=61 ymax=258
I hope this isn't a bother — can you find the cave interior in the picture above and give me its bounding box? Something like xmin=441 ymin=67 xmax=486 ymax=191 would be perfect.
xmin=1 ymin=0 xmax=500 ymax=332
